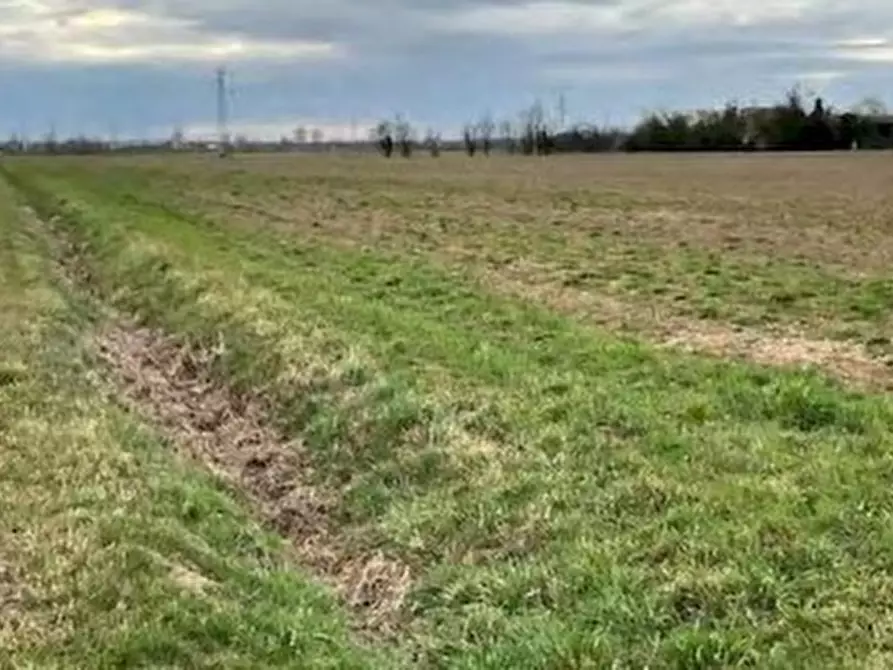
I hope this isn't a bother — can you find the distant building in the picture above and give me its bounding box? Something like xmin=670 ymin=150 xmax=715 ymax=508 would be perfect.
xmin=739 ymin=106 xmax=776 ymax=148
xmin=864 ymin=114 xmax=893 ymax=141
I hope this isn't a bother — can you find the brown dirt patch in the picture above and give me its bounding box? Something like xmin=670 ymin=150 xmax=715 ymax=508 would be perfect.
xmin=660 ymin=323 xmax=893 ymax=390
xmin=94 ymin=324 xmax=411 ymax=636
xmin=167 ymin=153 xmax=893 ymax=277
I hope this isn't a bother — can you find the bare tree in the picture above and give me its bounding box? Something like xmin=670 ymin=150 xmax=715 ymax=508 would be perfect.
xmin=374 ymin=120 xmax=394 ymax=157
xmin=5 ymin=133 xmax=22 ymax=154
xmin=478 ymin=113 xmax=495 ymax=156
xmin=425 ymin=128 xmax=441 ymax=157
xmin=311 ymin=127 xmax=324 ymax=144
xmin=463 ymin=124 xmax=477 ymax=157
xmin=519 ymin=108 xmax=535 ymax=155
xmin=43 ymin=126 xmax=58 ymax=155
xmin=518 ymin=100 xmax=552 ymax=156
xmin=170 ymin=125 xmax=185 ymax=150
xmin=499 ymin=119 xmax=516 ymax=154
xmin=395 ymin=115 xmax=413 ymax=157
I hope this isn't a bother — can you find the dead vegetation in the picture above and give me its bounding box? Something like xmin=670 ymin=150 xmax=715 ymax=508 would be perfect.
xmin=0 ymin=559 xmax=31 ymax=647
xmin=94 ymin=324 xmax=412 ymax=636
xmin=473 ymin=260 xmax=893 ymax=390
xmin=160 ymin=190 xmax=893 ymax=390
xmin=660 ymin=323 xmax=893 ymax=390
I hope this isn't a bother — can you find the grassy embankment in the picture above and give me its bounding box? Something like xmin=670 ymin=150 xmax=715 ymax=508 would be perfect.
xmin=0 ymin=173 xmax=384 ymax=668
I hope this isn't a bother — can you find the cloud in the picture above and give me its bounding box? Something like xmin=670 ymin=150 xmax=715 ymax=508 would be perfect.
xmin=439 ymin=2 xmax=629 ymax=36
xmin=0 ymin=1 xmax=342 ymax=65
xmin=833 ymin=39 xmax=893 ymax=63
xmin=540 ymin=62 xmax=671 ymax=83
xmin=770 ymin=70 xmax=847 ymax=87
xmin=2 ymin=0 xmax=893 ymax=139
xmin=438 ymin=0 xmax=818 ymax=37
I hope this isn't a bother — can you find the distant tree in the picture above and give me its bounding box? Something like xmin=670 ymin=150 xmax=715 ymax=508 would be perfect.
xmin=293 ymin=126 xmax=308 ymax=144
xmin=687 ymin=104 xmax=746 ymax=149
xmin=519 ymin=101 xmax=554 ymax=155
xmin=478 ymin=113 xmax=495 ymax=155
xmin=43 ymin=126 xmax=58 ymax=155
xmin=520 ymin=120 xmax=535 ymax=155
xmin=804 ymin=96 xmax=836 ymax=150
xmin=499 ymin=119 xmax=516 ymax=154
xmin=170 ymin=125 xmax=185 ymax=150
xmin=311 ymin=127 xmax=324 ymax=144
xmin=519 ymin=101 xmax=549 ymax=155
xmin=394 ymin=115 xmax=413 ymax=157
xmin=375 ymin=120 xmax=394 ymax=157
xmin=536 ymin=127 xmax=554 ymax=155
xmin=4 ymin=133 xmax=23 ymax=154
xmin=425 ymin=128 xmax=441 ymax=157
xmin=463 ymin=124 xmax=477 ymax=157
xmin=530 ymin=100 xmax=547 ymax=136
xmin=761 ymin=86 xmax=809 ymax=149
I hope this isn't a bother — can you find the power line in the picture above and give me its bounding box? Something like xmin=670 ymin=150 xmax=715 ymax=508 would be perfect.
xmin=216 ymin=65 xmax=230 ymax=153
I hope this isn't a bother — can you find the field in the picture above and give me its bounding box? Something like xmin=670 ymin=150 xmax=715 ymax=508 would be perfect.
xmin=2 ymin=151 xmax=893 ymax=668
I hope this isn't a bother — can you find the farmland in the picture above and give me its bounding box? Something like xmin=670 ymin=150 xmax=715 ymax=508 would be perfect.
xmin=2 ymin=151 xmax=893 ymax=668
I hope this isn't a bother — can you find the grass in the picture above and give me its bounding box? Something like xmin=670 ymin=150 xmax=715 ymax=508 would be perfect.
xmin=51 ymin=152 xmax=893 ymax=341
xmin=4 ymin=153 xmax=893 ymax=667
xmin=0 ymin=176 xmax=386 ymax=667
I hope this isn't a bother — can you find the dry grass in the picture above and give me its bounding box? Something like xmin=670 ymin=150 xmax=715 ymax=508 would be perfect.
xmin=95 ymin=323 xmax=412 ymax=636
xmin=114 ymin=151 xmax=893 ymax=388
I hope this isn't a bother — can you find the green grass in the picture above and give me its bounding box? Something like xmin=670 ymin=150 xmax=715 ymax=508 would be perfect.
xmin=0 ymin=177 xmax=386 ymax=668
xmin=62 ymin=155 xmax=893 ymax=342
xmin=5 ymin=156 xmax=893 ymax=667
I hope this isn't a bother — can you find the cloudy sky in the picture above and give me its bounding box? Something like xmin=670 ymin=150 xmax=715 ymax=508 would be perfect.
xmin=2 ymin=0 xmax=892 ymax=141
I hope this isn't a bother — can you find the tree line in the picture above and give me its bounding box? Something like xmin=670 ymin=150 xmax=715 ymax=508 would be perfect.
xmin=621 ymin=90 xmax=893 ymax=152
xmin=373 ymin=88 xmax=893 ymax=158
xmin=3 ymin=87 xmax=891 ymax=157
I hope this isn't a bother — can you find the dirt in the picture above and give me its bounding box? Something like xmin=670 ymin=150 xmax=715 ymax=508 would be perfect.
xmin=175 ymin=154 xmax=893 ymax=277
xmin=94 ymin=324 xmax=411 ymax=636
xmin=660 ymin=323 xmax=893 ymax=390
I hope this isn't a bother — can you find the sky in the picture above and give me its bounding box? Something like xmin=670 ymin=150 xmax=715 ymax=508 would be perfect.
xmin=1 ymin=0 xmax=892 ymax=141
